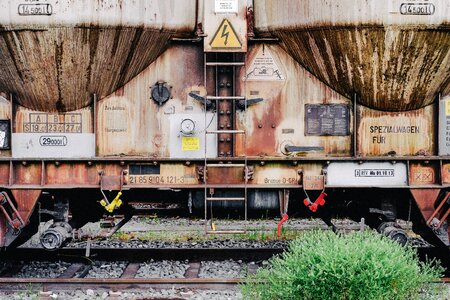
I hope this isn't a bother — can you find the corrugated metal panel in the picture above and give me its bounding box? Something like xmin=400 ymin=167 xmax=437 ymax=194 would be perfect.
xmin=235 ymin=44 xmax=352 ymax=157
xmin=356 ymin=104 xmax=435 ymax=156
xmin=254 ymin=0 xmax=450 ymax=111
xmin=0 ymin=0 xmax=196 ymax=112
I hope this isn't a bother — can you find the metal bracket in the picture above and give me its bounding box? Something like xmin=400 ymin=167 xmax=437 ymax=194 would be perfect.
xmin=299 ymin=170 xmax=327 ymax=213
xmin=236 ymin=98 xmax=263 ymax=110
xmin=427 ymin=192 xmax=450 ymax=229
xmin=98 ymin=170 xmax=125 ymax=212
xmin=0 ymin=191 xmax=25 ymax=230
xmin=189 ymin=92 xmax=213 ymax=109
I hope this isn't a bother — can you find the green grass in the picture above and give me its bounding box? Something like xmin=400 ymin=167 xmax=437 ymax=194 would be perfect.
xmin=240 ymin=230 xmax=445 ymax=300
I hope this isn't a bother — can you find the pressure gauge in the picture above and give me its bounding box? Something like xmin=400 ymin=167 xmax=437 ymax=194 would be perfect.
xmin=180 ymin=118 xmax=196 ymax=136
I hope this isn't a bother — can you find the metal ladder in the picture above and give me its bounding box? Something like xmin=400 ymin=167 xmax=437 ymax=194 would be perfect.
xmin=203 ymin=53 xmax=248 ymax=234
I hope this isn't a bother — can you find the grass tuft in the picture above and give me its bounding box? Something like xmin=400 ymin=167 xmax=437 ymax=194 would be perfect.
xmin=240 ymin=230 xmax=445 ymax=300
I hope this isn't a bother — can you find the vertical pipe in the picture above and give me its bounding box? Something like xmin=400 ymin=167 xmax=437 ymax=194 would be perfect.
xmin=93 ymin=93 xmax=98 ymax=157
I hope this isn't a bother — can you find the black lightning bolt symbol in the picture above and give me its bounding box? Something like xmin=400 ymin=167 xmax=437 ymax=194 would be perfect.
xmin=221 ymin=24 xmax=229 ymax=45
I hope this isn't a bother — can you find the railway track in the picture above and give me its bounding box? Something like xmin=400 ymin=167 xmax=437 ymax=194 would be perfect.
xmin=0 ymin=247 xmax=447 ymax=296
xmin=0 ymin=247 xmax=280 ymax=293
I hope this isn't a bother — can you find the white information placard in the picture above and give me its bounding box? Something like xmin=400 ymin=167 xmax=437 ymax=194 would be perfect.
xmin=327 ymin=162 xmax=407 ymax=187
xmin=215 ymin=0 xmax=238 ymax=13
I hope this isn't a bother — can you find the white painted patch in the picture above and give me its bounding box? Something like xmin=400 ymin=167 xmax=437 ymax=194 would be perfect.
xmin=12 ymin=133 xmax=95 ymax=158
xmin=244 ymin=47 xmax=285 ymax=81
xmin=169 ymin=113 xmax=217 ymax=159
xmin=327 ymin=162 xmax=407 ymax=187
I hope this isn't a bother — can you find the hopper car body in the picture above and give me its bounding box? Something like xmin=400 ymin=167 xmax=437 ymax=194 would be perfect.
xmin=0 ymin=0 xmax=449 ymax=250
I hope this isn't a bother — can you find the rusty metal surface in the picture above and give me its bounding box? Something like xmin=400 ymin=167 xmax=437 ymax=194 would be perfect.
xmin=0 ymin=0 xmax=196 ymax=31
xmin=410 ymin=188 xmax=441 ymax=220
xmin=254 ymin=0 xmax=450 ymax=111
xmin=0 ymin=0 xmax=196 ymax=112
xmin=10 ymin=189 xmax=41 ymax=222
xmin=97 ymin=44 xmax=204 ymax=157
xmin=357 ymin=104 xmax=435 ymax=156
xmin=236 ymin=44 xmax=352 ymax=157
xmin=216 ymin=57 xmax=235 ymax=157
xmin=0 ymin=28 xmax=171 ymax=112
xmin=409 ymin=163 xmax=438 ymax=185
xmin=441 ymin=163 xmax=450 ymax=184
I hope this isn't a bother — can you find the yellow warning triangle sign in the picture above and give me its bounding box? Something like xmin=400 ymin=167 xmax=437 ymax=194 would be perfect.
xmin=210 ymin=19 xmax=242 ymax=49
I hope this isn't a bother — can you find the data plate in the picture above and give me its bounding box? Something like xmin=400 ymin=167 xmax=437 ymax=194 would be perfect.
xmin=305 ymin=104 xmax=349 ymax=136
xmin=327 ymin=162 xmax=407 ymax=187
xmin=127 ymin=164 xmax=198 ymax=186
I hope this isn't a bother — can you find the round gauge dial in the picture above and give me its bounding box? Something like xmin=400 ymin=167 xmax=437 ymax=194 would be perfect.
xmin=180 ymin=118 xmax=195 ymax=135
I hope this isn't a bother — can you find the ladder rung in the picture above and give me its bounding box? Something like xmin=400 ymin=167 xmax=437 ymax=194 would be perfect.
xmin=205 ymin=62 xmax=245 ymax=66
xmin=206 ymin=130 xmax=245 ymax=134
xmin=206 ymin=96 xmax=245 ymax=101
xmin=206 ymin=163 xmax=246 ymax=167
xmin=206 ymin=197 xmax=246 ymax=201
xmin=206 ymin=230 xmax=246 ymax=234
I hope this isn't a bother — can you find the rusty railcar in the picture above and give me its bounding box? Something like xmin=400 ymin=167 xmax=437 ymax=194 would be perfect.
xmin=0 ymin=0 xmax=449 ymax=250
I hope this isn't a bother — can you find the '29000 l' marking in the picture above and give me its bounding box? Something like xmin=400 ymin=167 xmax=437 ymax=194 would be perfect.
xmin=39 ymin=136 xmax=68 ymax=146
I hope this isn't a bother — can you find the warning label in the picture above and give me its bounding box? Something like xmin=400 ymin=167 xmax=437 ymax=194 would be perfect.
xmin=182 ymin=137 xmax=200 ymax=151
xmin=244 ymin=47 xmax=285 ymax=81
xmin=210 ymin=19 xmax=242 ymax=49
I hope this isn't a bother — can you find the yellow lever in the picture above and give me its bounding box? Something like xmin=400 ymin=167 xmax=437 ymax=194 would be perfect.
xmin=100 ymin=191 xmax=123 ymax=213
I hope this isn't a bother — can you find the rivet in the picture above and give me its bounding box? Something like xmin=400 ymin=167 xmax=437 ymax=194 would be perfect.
xmin=120 ymin=161 xmax=125 ymax=166
xmin=260 ymin=161 xmax=265 ymax=166
xmin=293 ymin=161 xmax=298 ymax=166
xmin=220 ymin=138 xmax=225 ymax=142
xmin=87 ymin=161 xmax=93 ymax=166
xmin=185 ymin=161 xmax=191 ymax=166
xmin=219 ymin=151 xmax=224 ymax=156
xmin=153 ymin=161 xmax=158 ymax=165
xmin=55 ymin=161 xmax=60 ymax=166
xmin=22 ymin=161 xmax=27 ymax=166
xmin=226 ymin=110 xmax=231 ymax=115
xmin=220 ymin=110 xmax=224 ymax=115
xmin=226 ymin=124 xmax=231 ymax=128
xmin=271 ymin=124 xmax=276 ymax=128
xmin=220 ymin=124 xmax=225 ymax=129
xmin=258 ymin=124 xmax=263 ymax=128
xmin=226 ymin=82 xmax=231 ymax=87
xmin=226 ymin=138 xmax=231 ymax=142
xmin=226 ymin=151 xmax=231 ymax=155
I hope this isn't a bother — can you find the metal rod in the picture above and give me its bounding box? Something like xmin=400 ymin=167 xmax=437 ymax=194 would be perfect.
xmin=206 ymin=96 xmax=245 ymax=100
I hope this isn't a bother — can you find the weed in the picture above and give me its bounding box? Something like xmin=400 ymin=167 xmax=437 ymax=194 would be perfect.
xmin=240 ymin=230 xmax=445 ymax=300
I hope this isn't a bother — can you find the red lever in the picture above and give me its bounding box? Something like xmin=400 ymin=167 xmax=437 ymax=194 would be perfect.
xmin=315 ymin=192 xmax=327 ymax=206
xmin=277 ymin=213 xmax=289 ymax=237
xmin=304 ymin=192 xmax=327 ymax=212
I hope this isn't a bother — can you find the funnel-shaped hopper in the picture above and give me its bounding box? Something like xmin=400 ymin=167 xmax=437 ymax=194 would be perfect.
xmin=255 ymin=0 xmax=450 ymax=111
xmin=0 ymin=0 xmax=196 ymax=112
